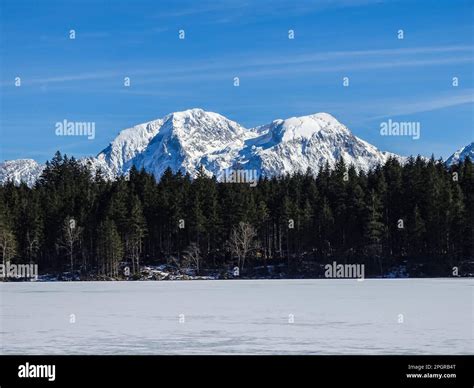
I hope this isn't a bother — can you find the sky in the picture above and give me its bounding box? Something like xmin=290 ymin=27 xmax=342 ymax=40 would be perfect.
xmin=0 ymin=0 xmax=473 ymax=163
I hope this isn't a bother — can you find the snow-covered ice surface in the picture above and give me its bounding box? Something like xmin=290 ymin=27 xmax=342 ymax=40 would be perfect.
xmin=0 ymin=279 xmax=472 ymax=355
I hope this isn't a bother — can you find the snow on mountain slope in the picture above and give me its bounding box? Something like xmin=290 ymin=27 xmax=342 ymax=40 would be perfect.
xmin=1 ymin=109 xmax=409 ymax=186
xmin=233 ymin=113 xmax=393 ymax=176
xmin=0 ymin=159 xmax=45 ymax=186
xmin=130 ymin=108 xmax=251 ymax=179
xmin=94 ymin=118 xmax=164 ymax=176
xmin=445 ymin=141 xmax=474 ymax=166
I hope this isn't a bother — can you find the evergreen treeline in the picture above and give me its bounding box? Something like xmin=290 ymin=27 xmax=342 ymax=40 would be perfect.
xmin=0 ymin=151 xmax=472 ymax=278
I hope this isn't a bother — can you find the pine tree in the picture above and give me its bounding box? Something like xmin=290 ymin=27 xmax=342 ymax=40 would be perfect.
xmin=363 ymin=189 xmax=386 ymax=274
xmin=1 ymin=149 xmax=471 ymax=278
xmin=409 ymin=205 xmax=426 ymax=257
xmin=317 ymin=197 xmax=334 ymax=257
xmin=97 ymin=218 xmax=123 ymax=277
xmin=449 ymin=183 xmax=465 ymax=261
xmin=127 ymin=196 xmax=147 ymax=274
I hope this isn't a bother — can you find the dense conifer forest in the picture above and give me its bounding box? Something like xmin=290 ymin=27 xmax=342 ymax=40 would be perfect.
xmin=0 ymin=151 xmax=472 ymax=279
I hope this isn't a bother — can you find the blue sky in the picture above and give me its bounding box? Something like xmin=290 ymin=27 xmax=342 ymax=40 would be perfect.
xmin=0 ymin=0 xmax=473 ymax=162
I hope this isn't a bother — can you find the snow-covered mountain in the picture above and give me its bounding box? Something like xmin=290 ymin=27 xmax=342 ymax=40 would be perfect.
xmin=129 ymin=109 xmax=252 ymax=179
xmin=0 ymin=159 xmax=45 ymax=187
xmin=445 ymin=141 xmax=474 ymax=166
xmin=91 ymin=109 xmax=401 ymax=179
xmin=233 ymin=112 xmax=397 ymax=176
xmin=93 ymin=118 xmax=164 ymax=178
xmin=0 ymin=108 xmax=423 ymax=186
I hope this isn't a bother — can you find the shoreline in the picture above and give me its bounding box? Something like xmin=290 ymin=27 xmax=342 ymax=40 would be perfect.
xmin=2 ymin=262 xmax=472 ymax=282
xmin=1 ymin=275 xmax=471 ymax=283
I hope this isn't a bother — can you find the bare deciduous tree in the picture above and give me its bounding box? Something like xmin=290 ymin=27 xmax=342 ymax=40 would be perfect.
xmin=0 ymin=222 xmax=17 ymax=267
xmin=57 ymin=217 xmax=82 ymax=272
xmin=229 ymin=222 xmax=257 ymax=271
xmin=183 ymin=242 xmax=202 ymax=275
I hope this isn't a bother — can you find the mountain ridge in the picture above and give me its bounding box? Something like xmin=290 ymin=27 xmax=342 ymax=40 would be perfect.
xmin=1 ymin=108 xmax=469 ymax=186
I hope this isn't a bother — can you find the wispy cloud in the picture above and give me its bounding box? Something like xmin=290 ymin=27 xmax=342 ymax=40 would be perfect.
xmin=369 ymin=90 xmax=474 ymax=119
xmin=244 ymin=45 xmax=474 ymax=68
xmin=33 ymin=72 xmax=123 ymax=84
xmin=152 ymin=0 xmax=390 ymax=21
xmin=277 ymin=90 xmax=474 ymax=126
xmin=118 ymin=46 xmax=474 ymax=85
xmin=152 ymin=1 xmax=248 ymax=18
xmin=2 ymin=44 xmax=472 ymax=89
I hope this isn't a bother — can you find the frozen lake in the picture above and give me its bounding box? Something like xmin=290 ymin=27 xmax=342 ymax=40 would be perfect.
xmin=0 ymin=279 xmax=472 ymax=354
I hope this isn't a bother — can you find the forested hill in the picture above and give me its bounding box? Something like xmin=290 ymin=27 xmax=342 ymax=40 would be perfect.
xmin=0 ymin=151 xmax=473 ymax=279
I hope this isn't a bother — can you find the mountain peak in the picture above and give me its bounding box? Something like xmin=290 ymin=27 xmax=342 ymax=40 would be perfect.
xmin=446 ymin=141 xmax=474 ymax=166
xmin=265 ymin=112 xmax=349 ymax=143
xmin=163 ymin=108 xmax=243 ymax=136
xmin=168 ymin=107 xmax=208 ymax=118
xmin=246 ymin=112 xmax=349 ymax=148
xmin=234 ymin=112 xmax=386 ymax=176
xmin=129 ymin=108 xmax=247 ymax=178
